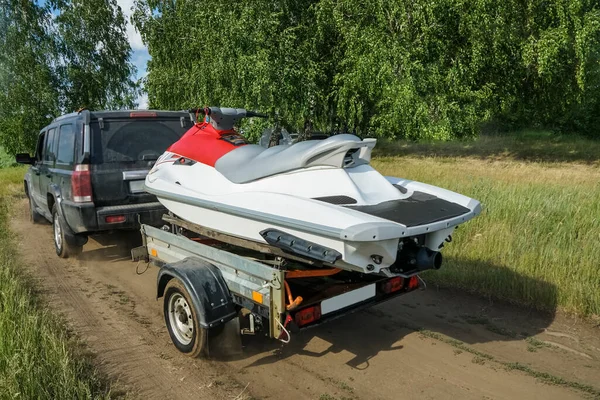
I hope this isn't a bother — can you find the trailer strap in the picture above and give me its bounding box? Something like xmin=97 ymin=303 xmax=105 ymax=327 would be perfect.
xmin=284 ymin=280 xmax=303 ymax=310
xmin=285 ymin=268 xmax=342 ymax=279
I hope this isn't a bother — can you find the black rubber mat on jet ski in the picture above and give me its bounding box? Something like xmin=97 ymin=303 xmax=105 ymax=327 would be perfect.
xmin=313 ymin=195 xmax=357 ymax=205
xmin=347 ymin=191 xmax=470 ymax=227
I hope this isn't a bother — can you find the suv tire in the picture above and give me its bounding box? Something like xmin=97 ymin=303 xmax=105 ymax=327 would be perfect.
xmin=28 ymin=196 xmax=44 ymax=224
xmin=52 ymin=205 xmax=82 ymax=258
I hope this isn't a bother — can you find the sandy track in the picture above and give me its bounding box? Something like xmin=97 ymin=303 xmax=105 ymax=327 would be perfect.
xmin=11 ymin=199 xmax=600 ymax=399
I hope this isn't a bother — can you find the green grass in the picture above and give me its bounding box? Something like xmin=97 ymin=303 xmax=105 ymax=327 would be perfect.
xmin=525 ymin=337 xmax=552 ymax=352
xmin=0 ymin=167 xmax=115 ymax=399
xmin=373 ymin=130 xmax=600 ymax=317
xmin=0 ymin=147 xmax=17 ymax=168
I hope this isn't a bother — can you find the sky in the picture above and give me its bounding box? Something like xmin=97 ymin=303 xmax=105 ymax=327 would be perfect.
xmin=116 ymin=0 xmax=150 ymax=109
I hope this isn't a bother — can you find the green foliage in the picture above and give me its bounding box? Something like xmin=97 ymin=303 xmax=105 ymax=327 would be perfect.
xmin=0 ymin=147 xmax=17 ymax=168
xmin=134 ymin=0 xmax=600 ymax=139
xmin=0 ymin=0 xmax=59 ymax=153
xmin=51 ymin=0 xmax=138 ymax=111
xmin=0 ymin=0 xmax=137 ymax=155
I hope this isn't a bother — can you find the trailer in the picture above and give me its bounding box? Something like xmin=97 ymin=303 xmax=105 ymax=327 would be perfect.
xmin=132 ymin=215 xmax=424 ymax=357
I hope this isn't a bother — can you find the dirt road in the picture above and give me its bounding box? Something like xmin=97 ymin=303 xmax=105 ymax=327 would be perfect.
xmin=11 ymin=199 xmax=600 ymax=399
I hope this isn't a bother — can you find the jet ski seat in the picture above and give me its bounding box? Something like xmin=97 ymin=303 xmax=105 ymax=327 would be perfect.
xmin=215 ymin=134 xmax=376 ymax=184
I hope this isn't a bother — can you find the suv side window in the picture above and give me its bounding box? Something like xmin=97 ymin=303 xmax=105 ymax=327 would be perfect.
xmin=56 ymin=124 xmax=75 ymax=166
xmin=35 ymin=131 xmax=46 ymax=162
xmin=44 ymin=128 xmax=56 ymax=164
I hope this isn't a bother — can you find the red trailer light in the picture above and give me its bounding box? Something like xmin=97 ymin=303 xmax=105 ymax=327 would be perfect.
xmin=381 ymin=277 xmax=403 ymax=294
xmin=294 ymin=305 xmax=321 ymax=327
xmin=105 ymin=215 xmax=126 ymax=223
xmin=408 ymin=276 xmax=419 ymax=290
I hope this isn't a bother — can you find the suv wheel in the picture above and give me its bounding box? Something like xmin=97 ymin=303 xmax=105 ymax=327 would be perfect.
xmin=28 ymin=196 xmax=44 ymax=224
xmin=52 ymin=205 xmax=82 ymax=258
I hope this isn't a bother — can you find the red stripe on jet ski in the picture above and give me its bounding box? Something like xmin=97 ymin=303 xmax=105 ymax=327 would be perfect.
xmin=167 ymin=122 xmax=247 ymax=167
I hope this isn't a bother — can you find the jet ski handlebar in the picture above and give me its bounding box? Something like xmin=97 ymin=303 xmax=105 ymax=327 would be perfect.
xmin=244 ymin=110 xmax=268 ymax=118
xmin=189 ymin=106 xmax=268 ymax=130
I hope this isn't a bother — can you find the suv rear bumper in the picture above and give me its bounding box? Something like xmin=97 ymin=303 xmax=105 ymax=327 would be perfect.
xmin=61 ymin=200 xmax=167 ymax=234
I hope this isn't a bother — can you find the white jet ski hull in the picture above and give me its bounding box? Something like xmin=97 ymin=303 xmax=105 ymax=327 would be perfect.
xmin=146 ymin=160 xmax=480 ymax=275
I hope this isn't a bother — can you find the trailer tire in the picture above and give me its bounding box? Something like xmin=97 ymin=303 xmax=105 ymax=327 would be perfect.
xmin=164 ymin=279 xmax=208 ymax=358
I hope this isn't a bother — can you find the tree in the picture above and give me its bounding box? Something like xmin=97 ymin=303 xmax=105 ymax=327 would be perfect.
xmin=134 ymin=0 xmax=600 ymax=140
xmin=0 ymin=0 xmax=59 ymax=153
xmin=51 ymin=0 xmax=138 ymax=111
xmin=0 ymin=0 xmax=138 ymax=153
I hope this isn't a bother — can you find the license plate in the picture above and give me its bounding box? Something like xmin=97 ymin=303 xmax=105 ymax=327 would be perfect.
xmin=129 ymin=180 xmax=146 ymax=194
xmin=320 ymin=284 xmax=376 ymax=315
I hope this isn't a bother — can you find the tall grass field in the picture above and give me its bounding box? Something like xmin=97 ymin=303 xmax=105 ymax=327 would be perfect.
xmin=0 ymin=167 xmax=113 ymax=399
xmin=374 ymin=131 xmax=600 ymax=317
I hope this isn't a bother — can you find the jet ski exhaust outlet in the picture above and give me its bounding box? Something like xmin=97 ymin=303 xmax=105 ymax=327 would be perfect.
xmin=391 ymin=242 xmax=443 ymax=275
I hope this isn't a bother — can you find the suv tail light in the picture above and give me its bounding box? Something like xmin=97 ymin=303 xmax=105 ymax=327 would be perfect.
xmin=72 ymin=164 xmax=92 ymax=202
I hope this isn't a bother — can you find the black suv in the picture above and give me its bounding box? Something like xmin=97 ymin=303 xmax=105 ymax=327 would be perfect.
xmin=16 ymin=109 xmax=194 ymax=258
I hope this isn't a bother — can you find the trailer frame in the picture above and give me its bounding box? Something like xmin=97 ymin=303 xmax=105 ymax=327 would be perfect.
xmin=133 ymin=216 xmax=423 ymax=356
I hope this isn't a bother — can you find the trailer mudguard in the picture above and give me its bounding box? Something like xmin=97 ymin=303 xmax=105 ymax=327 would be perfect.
xmin=156 ymin=257 xmax=237 ymax=329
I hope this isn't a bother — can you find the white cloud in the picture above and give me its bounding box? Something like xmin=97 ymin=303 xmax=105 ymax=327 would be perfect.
xmin=117 ymin=0 xmax=146 ymax=51
xmin=137 ymin=93 xmax=149 ymax=109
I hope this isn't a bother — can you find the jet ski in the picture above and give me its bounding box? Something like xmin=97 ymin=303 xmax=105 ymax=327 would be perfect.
xmin=145 ymin=107 xmax=481 ymax=277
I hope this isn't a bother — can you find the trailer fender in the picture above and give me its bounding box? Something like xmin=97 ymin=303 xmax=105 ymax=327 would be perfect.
xmin=157 ymin=257 xmax=237 ymax=329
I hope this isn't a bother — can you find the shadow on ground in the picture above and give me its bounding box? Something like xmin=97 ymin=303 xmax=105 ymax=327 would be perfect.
xmin=78 ymin=231 xmax=142 ymax=263
xmin=221 ymin=258 xmax=557 ymax=370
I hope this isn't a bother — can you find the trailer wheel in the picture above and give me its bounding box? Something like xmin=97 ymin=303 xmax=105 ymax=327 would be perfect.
xmin=164 ymin=279 xmax=207 ymax=358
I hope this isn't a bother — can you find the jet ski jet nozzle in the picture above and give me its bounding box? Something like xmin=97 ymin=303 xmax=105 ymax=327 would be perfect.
xmin=391 ymin=242 xmax=443 ymax=275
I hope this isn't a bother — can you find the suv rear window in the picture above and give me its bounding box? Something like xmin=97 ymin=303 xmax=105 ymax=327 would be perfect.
xmin=90 ymin=118 xmax=188 ymax=164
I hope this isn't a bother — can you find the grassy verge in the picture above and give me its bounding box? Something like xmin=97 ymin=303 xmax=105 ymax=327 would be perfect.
xmin=373 ymin=131 xmax=600 ymax=317
xmin=0 ymin=167 xmax=114 ymax=399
